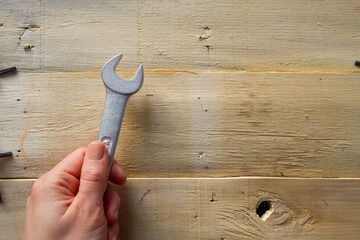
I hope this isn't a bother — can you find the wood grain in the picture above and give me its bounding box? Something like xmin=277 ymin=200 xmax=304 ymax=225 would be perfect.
xmin=0 ymin=0 xmax=41 ymax=70
xmin=1 ymin=0 xmax=360 ymax=72
xmin=1 ymin=1 xmax=359 ymax=239
xmin=1 ymin=178 xmax=359 ymax=239
xmin=1 ymin=72 xmax=359 ymax=178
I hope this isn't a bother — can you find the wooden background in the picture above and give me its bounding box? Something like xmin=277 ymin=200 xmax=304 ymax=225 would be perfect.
xmin=1 ymin=0 xmax=359 ymax=239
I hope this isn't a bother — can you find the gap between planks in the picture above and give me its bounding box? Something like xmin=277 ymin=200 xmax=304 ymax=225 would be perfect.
xmin=1 ymin=177 xmax=360 ymax=182
xmin=8 ymin=69 xmax=360 ymax=74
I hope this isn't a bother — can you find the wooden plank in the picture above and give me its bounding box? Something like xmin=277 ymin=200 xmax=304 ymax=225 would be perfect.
xmin=135 ymin=0 xmax=360 ymax=72
xmin=0 ymin=72 xmax=359 ymax=178
xmin=0 ymin=0 xmax=41 ymax=70
xmin=1 ymin=178 xmax=359 ymax=239
xmin=1 ymin=0 xmax=360 ymax=72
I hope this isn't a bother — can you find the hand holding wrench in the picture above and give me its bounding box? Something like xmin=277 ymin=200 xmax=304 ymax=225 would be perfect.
xmin=98 ymin=54 xmax=143 ymax=172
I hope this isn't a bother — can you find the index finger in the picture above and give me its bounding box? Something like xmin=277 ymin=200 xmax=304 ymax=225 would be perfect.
xmin=51 ymin=147 xmax=86 ymax=179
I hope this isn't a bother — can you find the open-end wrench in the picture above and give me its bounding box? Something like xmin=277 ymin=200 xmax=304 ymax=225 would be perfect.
xmin=98 ymin=54 xmax=143 ymax=172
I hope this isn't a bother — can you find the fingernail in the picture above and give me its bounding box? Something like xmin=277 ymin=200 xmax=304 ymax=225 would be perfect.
xmin=87 ymin=141 xmax=104 ymax=160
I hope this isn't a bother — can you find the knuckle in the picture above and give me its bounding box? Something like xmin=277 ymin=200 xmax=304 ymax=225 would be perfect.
xmin=81 ymin=164 xmax=105 ymax=183
xmin=76 ymin=201 xmax=105 ymax=225
xmin=31 ymin=178 xmax=43 ymax=194
xmin=31 ymin=174 xmax=52 ymax=197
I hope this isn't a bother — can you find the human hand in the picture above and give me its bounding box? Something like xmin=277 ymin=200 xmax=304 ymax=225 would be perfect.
xmin=23 ymin=141 xmax=126 ymax=240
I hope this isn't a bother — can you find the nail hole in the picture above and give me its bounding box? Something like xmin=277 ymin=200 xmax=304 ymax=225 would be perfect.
xmin=256 ymin=201 xmax=273 ymax=221
xmin=23 ymin=45 xmax=34 ymax=51
xmin=210 ymin=191 xmax=216 ymax=202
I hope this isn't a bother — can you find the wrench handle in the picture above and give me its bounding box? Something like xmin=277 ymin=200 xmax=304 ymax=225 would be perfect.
xmin=97 ymin=89 xmax=129 ymax=174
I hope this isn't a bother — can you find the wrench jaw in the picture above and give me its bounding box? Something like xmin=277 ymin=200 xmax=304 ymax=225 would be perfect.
xmin=131 ymin=64 xmax=144 ymax=94
xmin=101 ymin=54 xmax=144 ymax=95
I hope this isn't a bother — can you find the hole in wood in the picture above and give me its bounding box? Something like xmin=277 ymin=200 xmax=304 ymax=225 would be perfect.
xmin=256 ymin=201 xmax=273 ymax=221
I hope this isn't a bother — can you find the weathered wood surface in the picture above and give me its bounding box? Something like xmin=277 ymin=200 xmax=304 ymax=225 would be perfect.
xmin=1 ymin=178 xmax=360 ymax=240
xmin=1 ymin=72 xmax=359 ymax=178
xmin=1 ymin=1 xmax=360 ymax=239
xmin=1 ymin=0 xmax=360 ymax=72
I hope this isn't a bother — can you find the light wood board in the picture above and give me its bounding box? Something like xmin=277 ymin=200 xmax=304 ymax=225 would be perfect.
xmin=1 ymin=0 xmax=360 ymax=72
xmin=1 ymin=178 xmax=359 ymax=240
xmin=1 ymin=1 xmax=359 ymax=239
xmin=0 ymin=72 xmax=359 ymax=178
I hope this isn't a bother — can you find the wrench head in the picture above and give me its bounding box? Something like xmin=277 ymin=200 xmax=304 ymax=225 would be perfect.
xmin=101 ymin=54 xmax=144 ymax=95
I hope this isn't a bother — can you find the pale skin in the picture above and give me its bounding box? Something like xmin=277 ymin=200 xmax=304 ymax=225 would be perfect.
xmin=23 ymin=141 xmax=126 ymax=240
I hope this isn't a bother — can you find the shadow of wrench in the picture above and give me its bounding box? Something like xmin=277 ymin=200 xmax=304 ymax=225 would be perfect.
xmin=98 ymin=54 xmax=143 ymax=173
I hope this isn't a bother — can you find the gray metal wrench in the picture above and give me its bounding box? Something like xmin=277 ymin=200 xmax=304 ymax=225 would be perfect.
xmin=98 ymin=54 xmax=143 ymax=172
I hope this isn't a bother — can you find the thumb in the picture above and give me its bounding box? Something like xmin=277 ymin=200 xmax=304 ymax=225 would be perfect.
xmin=78 ymin=141 xmax=109 ymax=203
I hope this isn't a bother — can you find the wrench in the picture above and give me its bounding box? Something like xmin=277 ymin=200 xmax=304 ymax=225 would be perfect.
xmin=98 ymin=54 xmax=143 ymax=172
